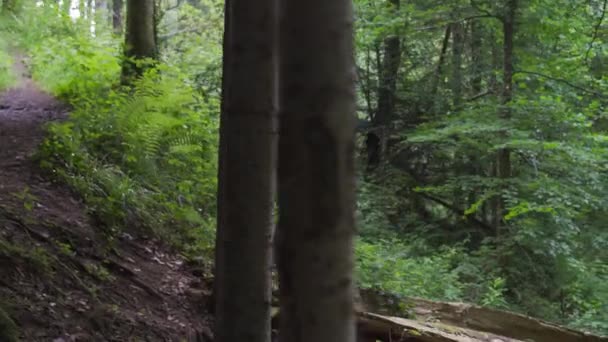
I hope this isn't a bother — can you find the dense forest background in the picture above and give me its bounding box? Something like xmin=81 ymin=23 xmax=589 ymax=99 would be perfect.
xmin=0 ymin=0 xmax=606 ymax=336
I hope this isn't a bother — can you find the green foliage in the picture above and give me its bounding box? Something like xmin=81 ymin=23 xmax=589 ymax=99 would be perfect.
xmin=355 ymin=238 xmax=463 ymax=301
xmin=0 ymin=36 xmax=14 ymax=89
xmin=0 ymin=52 xmax=13 ymax=89
xmin=37 ymin=66 xmax=219 ymax=255
xmin=29 ymin=34 xmax=120 ymax=100
xmin=480 ymin=277 xmax=508 ymax=308
xmin=0 ymin=239 xmax=52 ymax=274
xmin=13 ymin=2 xmax=220 ymax=257
xmin=353 ymin=0 xmax=608 ymax=335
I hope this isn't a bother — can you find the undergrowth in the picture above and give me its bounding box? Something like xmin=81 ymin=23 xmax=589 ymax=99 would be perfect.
xmin=356 ymin=176 xmax=608 ymax=335
xmin=0 ymin=36 xmax=15 ymax=89
xmin=10 ymin=4 xmax=219 ymax=259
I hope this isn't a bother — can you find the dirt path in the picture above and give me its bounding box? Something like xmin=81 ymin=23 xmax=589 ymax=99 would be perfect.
xmin=0 ymin=56 xmax=213 ymax=341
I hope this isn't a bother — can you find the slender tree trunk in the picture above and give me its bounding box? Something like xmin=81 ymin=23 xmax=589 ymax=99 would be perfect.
xmin=95 ymin=0 xmax=110 ymax=31
xmin=79 ymin=0 xmax=85 ymax=17
xmin=86 ymin=0 xmax=93 ymax=19
xmin=213 ymin=0 xmax=277 ymax=341
xmin=112 ymin=0 xmax=123 ymax=34
xmin=276 ymin=0 xmax=357 ymax=340
xmin=469 ymin=19 xmax=484 ymax=227
xmin=121 ymin=0 xmax=157 ymax=83
xmin=450 ymin=22 xmax=464 ymax=107
xmin=489 ymin=27 xmax=500 ymax=95
xmin=363 ymin=48 xmax=374 ymax=118
xmin=495 ymin=0 xmax=517 ymax=232
xmin=428 ymin=25 xmax=451 ymax=105
xmin=450 ymin=21 xmax=466 ymax=226
xmin=488 ymin=26 xmax=501 ymax=227
xmin=366 ymin=0 xmax=401 ymax=170
xmin=106 ymin=0 xmax=113 ymax=26
xmin=470 ymin=20 xmax=483 ymax=94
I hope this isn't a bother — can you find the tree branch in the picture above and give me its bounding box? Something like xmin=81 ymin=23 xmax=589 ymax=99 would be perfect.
xmin=159 ymin=28 xmax=201 ymax=42
xmin=470 ymin=0 xmax=502 ymax=21
xmin=163 ymin=0 xmax=185 ymax=13
xmin=514 ymin=70 xmax=607 ymax=98
xmin=462 ymin=14 xmax=498 ymax=22
xmin=585 ymin=0 xmax=608 ymax=63
xmin=397 ymin=167 xmax=493 ymax=232
xmin=466 ymin=90 xmax=492 ymax=102
xmin=414 ymin=15 xmax=497 ymax=31
xmin=416 ymin=191 xmax=494 ymax=232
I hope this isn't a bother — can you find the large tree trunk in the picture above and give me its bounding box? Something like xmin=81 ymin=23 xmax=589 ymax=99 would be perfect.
xmin=112 ymin=0 xmax=123 ymax=35
xmin=213 ymin=0 xmax=277 ymax=341
xmin=121 ymin=0 xmax=157 ymax=83
xmin=212 ymin=0 xmax=229 ymax=330
xmin=366 ymin=0 xmax=401 ymax=170
xmin=495 ymin=0 xmax=517 ymax=232
xmin=276 ymin=0 xmax=357 ymax=340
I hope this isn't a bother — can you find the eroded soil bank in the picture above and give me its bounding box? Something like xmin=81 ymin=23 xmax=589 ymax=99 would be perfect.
xmin=0 ymin=55 xmax=213 ymax=341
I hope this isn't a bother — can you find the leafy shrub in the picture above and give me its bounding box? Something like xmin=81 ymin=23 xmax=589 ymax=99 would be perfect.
xmin=14 ymin=5 xmax=220 ymax=257
xmin=38 ymin=67 xmax=219 ymax=256
xmin=355 ymin=238 xmax=464 ymax=301
xmin=29 ymin=34 xmax=120 ymax=100
xmin=0 ymin=36 xmax=14 ymax=89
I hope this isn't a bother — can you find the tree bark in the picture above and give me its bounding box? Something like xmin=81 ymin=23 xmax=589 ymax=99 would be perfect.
xmin=276 ymin=0 xmax=357 ymax=340
xmin=427 ymin=25 xmax=451 ymax=111
xmin=213 ymin=0 xmax=230 ymax=324
xmin=121 ymin=0 xmax=157 ymax=83
xmin=495 ymin=0 xmax=517 ymax=232
xmin=213 ymin=0 xmax=277 ymax=341
xmin=112 ymin=0 xmax=123 ymax=35
xmin=366 ymin=0 xmax=401 ymax=170
xmin=450 ymin=22 xmax=464 ymax=107
xmin=470 ymin=20 xmax=483 ymax=94
xmin=468 ymin=19 xmax=484 ymax=226
xmin=105 ymin=0 xmax=113 ymax=26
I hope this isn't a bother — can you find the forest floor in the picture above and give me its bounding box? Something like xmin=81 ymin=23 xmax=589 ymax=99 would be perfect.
xmin=0 ymin=55 xmax=214 ymax=341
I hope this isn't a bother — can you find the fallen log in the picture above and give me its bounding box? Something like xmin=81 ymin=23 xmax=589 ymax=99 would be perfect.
xmin=402 ymin=297 xmax=605 ymax=342
xmin=359 ymin=289 xmax=608 ymax=342
xmin=270 ymin=290 xmax=607 ymax=342
xmin=357 ymin=311 xmax=523 ymax=342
